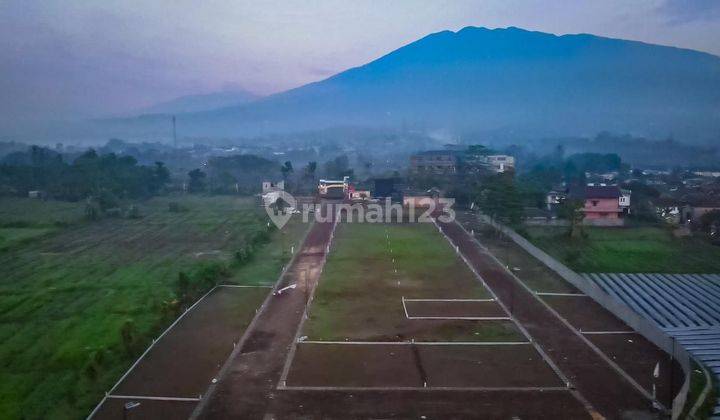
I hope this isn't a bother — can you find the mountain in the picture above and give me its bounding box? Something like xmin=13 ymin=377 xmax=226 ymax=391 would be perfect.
xmin=137 ymin=89 xmax=260 ymax=115
xmin=102 ymin=27 xmax=720 ymax=143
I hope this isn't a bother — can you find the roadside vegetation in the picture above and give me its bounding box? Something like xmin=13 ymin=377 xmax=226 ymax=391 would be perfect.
xmin=0 ymin=195 xmax=307 ymax=420
xmin=525 ymin=225 xmax=720 ymax=273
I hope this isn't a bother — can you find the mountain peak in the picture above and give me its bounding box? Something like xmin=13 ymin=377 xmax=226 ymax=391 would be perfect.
xmin=110 ymin=27 xmax=720 ymax=143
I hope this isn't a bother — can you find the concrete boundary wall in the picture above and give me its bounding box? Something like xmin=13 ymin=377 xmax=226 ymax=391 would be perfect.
xmin=480 ymin=215 xmax=692 ymax=419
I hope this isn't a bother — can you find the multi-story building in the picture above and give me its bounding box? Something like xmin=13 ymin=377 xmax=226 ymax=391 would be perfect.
xmin=409 ymin=151 xmax=458 ymax=174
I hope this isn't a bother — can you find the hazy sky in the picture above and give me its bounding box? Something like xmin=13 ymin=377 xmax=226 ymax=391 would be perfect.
xmin=1 ymin=0 xmax=719 ymax=126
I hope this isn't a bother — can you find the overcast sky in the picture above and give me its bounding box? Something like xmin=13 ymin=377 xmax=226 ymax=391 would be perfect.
xmin=1 ymin=0 xmax=719 ymax=125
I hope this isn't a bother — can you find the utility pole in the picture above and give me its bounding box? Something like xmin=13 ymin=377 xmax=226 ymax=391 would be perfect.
xmin=172 ymin=115 xmax=177 ymax=149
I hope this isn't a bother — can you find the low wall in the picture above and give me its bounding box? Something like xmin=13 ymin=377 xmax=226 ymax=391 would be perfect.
xmin=584 ymin=217 xmax=625 ymax=227
xmin=480 ymin=215 xmax=692 ymax=419
xmin=523 ymin=218 xmax=569 ymax=227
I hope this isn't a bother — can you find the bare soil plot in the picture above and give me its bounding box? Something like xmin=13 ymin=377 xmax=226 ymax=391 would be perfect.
xmin=265 ymin=389 xmax=592 ymax=420
xmin=93 ymin=286 xmax=268 ymax=419
xmin=542 ymin=295 xmax=632 ymax=332
xmin=91 ymin=398 xmax=196 ymax=420
xmin=403 ymin=299 xmax=506 ymax=319
xmin=285 ymin=343 xmax=422 ymax=388
xmin=586 ymin=333 xmax=684 ymax=408
xmin=418 ymin=344 xmax=564 ymax=388
xmin=456 ymin=212 xmax=581 ymax=294
xmin=285 ymin=342 xmax=564 ymax=389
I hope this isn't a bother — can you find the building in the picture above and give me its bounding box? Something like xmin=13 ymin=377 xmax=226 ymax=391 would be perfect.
xmin=681 ymin=198 xmax=720 ymax=225
xmin=410 ymin=151 xmax=458 ymax=174
xmin=349 ymin=190 xmax=371 ymax=201
xmin=484 ymin=155 xmax=515 ymax=173
xmin=318 ymin=177 xmax=349 ymax=199
xmin=568 ymin=184 xmax=624 ymax=226
xmin=619 ymin=189 xmax=632 ymax=215
xmin=655 ymin=197 xmax=684 ymax=224
xmin=545 ymin=190 xmax=565 ymax=211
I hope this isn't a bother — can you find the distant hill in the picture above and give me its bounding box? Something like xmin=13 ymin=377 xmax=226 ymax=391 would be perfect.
xmin=137 ymin=89 xmax=260 ymax=115
xmin=101 ymin=27 xmax=720 ymax=143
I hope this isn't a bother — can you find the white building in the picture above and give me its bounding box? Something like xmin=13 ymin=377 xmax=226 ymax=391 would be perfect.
xmin=619 ymin=189 xmax=631 ymax=214
xmin=485 ymin=155 xmax=515 ymax=173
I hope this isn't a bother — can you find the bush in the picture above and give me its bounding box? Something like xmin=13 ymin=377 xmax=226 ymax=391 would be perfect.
xmin=174 ymin=263 xmax=231 ymax=308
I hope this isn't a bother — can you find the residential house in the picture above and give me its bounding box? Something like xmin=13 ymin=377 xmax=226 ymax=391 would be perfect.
xmin=568 ymin=184 xmax=624 ymax=226
xmin=681 ymin=197 xmax=720 ymax=225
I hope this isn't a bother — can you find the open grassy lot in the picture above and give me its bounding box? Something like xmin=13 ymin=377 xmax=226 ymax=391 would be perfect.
xmin=0 ymin=198 xmax=86 ymax=250
xmin=302 ymin=222 xmax=523 ymax=342
xmin=0 ymin=195 xmax=308 ymax=420
xmin=525 ymin=225 xmax=720 ymax=273
xmin=0 ymin=197 xmax=86 ymax=227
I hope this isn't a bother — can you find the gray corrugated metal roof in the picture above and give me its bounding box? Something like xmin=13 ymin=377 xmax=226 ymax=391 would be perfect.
xmin=584 ymin=273 xmax=720 ymax=415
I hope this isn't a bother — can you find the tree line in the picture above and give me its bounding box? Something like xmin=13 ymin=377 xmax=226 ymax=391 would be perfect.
xmin=0 ymin=146 xmax=170 ymax=201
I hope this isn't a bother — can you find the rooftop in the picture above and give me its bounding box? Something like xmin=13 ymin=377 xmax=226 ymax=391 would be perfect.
xmin=568 ymin=185 xmax=621 ymax=199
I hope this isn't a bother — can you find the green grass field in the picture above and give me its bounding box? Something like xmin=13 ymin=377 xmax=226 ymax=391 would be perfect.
xmin=0 ymin=197 xmax=86 ymax=227
xmin=526 ymin=225 xmax=720 ymax=273
xmin=0 ymin=195 xmax=308 ymax=420
xmin=303 ymin=222 xmax=523 ymax=343
xmin=0 ymin=198 xmax=87 ymax=251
